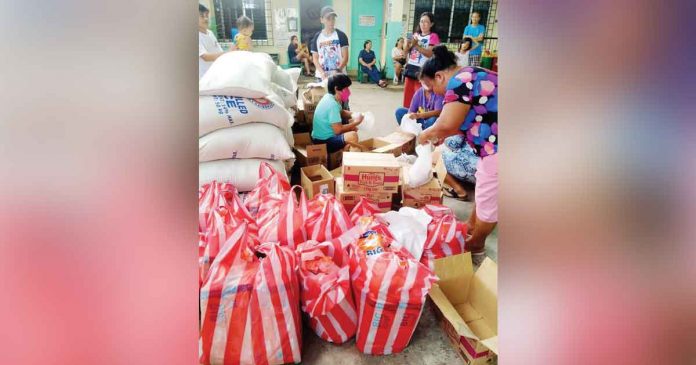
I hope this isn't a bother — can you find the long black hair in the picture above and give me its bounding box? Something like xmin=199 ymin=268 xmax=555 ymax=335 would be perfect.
xmin=395 ymin=37 xmax=403 ymax=47
xmin=327 ymin=74 xmax=352 ymax=95
xmin=421 ymin=45 xmax=458 ymax=78
xmin=460 ymin=39 xmax=472 ymax=52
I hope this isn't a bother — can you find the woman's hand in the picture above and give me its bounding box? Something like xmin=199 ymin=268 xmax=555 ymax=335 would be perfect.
xmin=408 ymin=112 xmax=420 ymax=120
xmin=410 ymin=37 xmax=419 ymax=48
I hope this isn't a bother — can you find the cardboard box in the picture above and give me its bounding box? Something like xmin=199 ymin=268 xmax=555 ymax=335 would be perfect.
xmin=301 ymin=87 xmax=326 ymax=114
xmin=342 ymin=152 xmax=401 ymax=193
xmin=328 ymin=150 xmax=342 ymax=170
xmin=329 ymin=167 xmax=342 ymax=178
xmin=402 ymin=166 xmax=444 ymax=208
xmin=335 ymin=177 xmax=392 ymax=213
xmin=295 ymin=108 xmax=305 ymax=124
xmin=293 ymin=133 xmax=327 ymax=167
xmin=301 ymin=165 xmax=335 ymax=199
xmin=429 ymin=253 xmax=498 ymax=365
xmin=380 ymin=131 xmax=416 ymax=156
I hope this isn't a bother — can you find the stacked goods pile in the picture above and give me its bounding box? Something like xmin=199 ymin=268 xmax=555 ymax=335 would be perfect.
xmin=199 ymin=51 xmax=301 ymax=191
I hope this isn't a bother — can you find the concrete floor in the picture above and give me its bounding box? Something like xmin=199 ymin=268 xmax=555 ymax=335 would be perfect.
xmin=295 ymin=75 xmax=497 ymax=364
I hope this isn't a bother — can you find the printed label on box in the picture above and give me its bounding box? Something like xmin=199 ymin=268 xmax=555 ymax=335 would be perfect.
xmin=358 ymin=172 xmax=385 ymax=187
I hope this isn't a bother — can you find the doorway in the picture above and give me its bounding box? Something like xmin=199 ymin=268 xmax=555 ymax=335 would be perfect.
xmin=299 ymin=0 xmax=332 ymax=46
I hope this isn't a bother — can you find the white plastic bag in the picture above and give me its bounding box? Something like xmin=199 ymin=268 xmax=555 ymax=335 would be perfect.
xmin=355 ymin=111 xmax=374 ymax=132
xmin=400 ymin=114 xmax=423 ymax=136
xmin=199 ymin=95 xmax=293 ymax=137
xmin=396 ymin=153 xmax=417 ymax=165
xmin=199 ymin=158 xmax=287 ymax=191
xmin=199 ymin=51 xmax=276 ymax=98
xmin=199 ymin=123 xmax=295 ymax=162
xmin=378 ymin=207 xmax=432 ymax=261
xmin=408 ymin=143 xmax=433 ymax=188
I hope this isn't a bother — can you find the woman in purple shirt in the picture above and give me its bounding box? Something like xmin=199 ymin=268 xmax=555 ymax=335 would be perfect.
xmin=394 ymin=79 xmax=444 ymax=129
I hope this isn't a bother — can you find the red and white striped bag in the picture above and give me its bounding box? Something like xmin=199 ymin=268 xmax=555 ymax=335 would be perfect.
xmin=349 ymin=230 xmax=436 ymax=355
xmin=349 ymin=197 xmax=383 ymax=225
xmin=297 ymin=229 xmax=361 ymax=344
xmin=305 ymin=194 xmax=353 ymax=242
xmin=256 ymin=185 xmax=308 ymax=249
xmin=200 ymin=223 xmax=302 ymax=365
xmin=420 ymin=204 xmax=468 ymax=270
xmin=244 ymin=162 xmax=291 ymax=218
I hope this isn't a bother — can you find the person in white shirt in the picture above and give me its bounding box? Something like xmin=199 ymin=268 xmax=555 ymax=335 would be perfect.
xmin=198 ymin=4 xmax=232 ymax=80
xmin=310 ymin=6 xmax=349 ymax=81
xmin=456 ymin=39 xmax=473 ymax=67
xmin=391 ymin=37 xmax=407 ymax=84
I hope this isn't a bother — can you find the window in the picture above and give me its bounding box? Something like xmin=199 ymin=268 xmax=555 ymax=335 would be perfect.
xmin=213 ymin=0 xmax=273 ymax=45
xmin=409 ymin=0 xmax=494 ymax=45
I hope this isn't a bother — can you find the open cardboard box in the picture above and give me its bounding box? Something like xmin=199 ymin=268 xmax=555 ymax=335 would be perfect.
xmin=429 ymin=252 xmax=498 ymax=364
xmin=380 ymin=131 xmax=416 ymax=156
xmin=293 ymin=133 xmax=327 ymax=167
xmin=341 ymin=152 xmax=401 ymax=193
xmin=401 ymin=165 xmax=443 ymax=208
xmin=301 ymin=165 xmax=335 ymax=199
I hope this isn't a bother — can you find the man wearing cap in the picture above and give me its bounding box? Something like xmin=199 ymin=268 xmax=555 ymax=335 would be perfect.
xmin=310 ymin=6 xmax=349 ymax=81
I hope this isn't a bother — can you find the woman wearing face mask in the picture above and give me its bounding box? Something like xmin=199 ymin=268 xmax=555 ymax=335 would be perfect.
xmin=402 ymin=12 xmax=440 ymax=108
xmin=311 ymin=74 xmax=364 ymax=153
xmin=418 ymin=45 xmax=498 ymax=266
xmin=394 ymin=78 xmax=444 ymax=130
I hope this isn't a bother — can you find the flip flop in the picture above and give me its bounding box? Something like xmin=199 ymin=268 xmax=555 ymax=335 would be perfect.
xmin=442 ymin=185 xmax=467 ymax=201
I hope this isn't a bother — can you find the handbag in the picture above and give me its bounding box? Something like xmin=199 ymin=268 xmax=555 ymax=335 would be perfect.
xmin=404 ymin=63 xmax=421 ymax=80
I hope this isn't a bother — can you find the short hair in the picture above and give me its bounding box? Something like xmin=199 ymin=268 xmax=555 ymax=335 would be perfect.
xmin=395 ymin=37 xmax=403 ymax=47
xmin=236 ymin=15 xmax=253 ymax=29
xmin=363 ymin=40 xmax=371 ymax=49
xmin=199 ymin=4 xmax=208 ymax=14
xmin=460 ymin=39 xmax=472 ymax=52
xmin=327 ymin=74 xmax=352 ymax=95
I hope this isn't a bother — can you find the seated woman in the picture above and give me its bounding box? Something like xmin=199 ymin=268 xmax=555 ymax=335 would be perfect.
xmin=391 ymin=37 xmax=407 ymax=84
xmin=288 ymin=35 xmax=312 ymax=76
xmin=311 ymin=74 xmax=364 ymax=153
xmin=394 ymin=78 xmax=444 ymax=130
xmin=358 ymin=40 xmax=387 ymax=88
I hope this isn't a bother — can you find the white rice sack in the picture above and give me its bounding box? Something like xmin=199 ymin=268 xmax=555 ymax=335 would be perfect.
xmin=199 ymin=159 xmax=287 ymax=192
xmin=270 ymin=83 xmax=298 ymax=109
xmin=199 ymin=51 xmax=276 ymax=98
xmin=199 ymin=123 xmax=294 ymax=162
xmin=199 ymin=95 xmax=293 ymax=137
xmin=272 ymin=66 xmax=301 ymax=93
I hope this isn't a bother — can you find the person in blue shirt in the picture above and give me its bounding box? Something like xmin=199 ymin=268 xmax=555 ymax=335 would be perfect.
xmin=463 ymin=11 xmax=485 ymax=67
xmin=311 ymin=74 xmax=364 ymax=152
xmin=358 ymin=40 xmax=387 ymax=88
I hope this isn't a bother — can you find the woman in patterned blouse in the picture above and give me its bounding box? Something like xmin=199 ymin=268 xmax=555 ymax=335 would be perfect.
xmin=418 ymin=45 xmax=498 ymax=265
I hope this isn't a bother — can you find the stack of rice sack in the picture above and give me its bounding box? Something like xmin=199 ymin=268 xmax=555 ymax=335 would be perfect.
xmin=199 ymin=51 xmax=301 ymax=192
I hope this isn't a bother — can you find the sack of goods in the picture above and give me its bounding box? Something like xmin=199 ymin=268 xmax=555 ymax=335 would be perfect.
xmin=199 ymin=223 xmax=302 ymax=365
xmin=199 ymin=95 xmax=294 ymax=137
xmin=199 ymin=122 xmax=295 ymax=162
xmin=349 ymin=229 xmax=437 ymax=355
xmin=296 ymin=228 xmax=361 ymax=344
xmin=199 ymin=51 xmax=302 ymax=193
xmin=420 ymin=204 xmax=468 ymax=270
xmin=199 ymin=159 xmax=287 ymax=192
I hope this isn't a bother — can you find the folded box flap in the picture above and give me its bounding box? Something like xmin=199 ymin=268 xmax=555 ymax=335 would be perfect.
xmin=434 ymin=252 xmax=473 ymax=305
xmin=429 ymin=285 xmax=480 ymax=341
xmin=481 ymin=336 xmax=498 ymax=355
xmin=470 ymin=257 xmax=498 ymax=332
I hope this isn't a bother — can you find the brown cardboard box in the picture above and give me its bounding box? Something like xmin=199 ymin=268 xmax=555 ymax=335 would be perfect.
xmin=295 ymin=108 xmax=305 ymax=124
xmin=402 ymin=165 xmax=444 ymax=208
xmin=341 ymin=152 xmax=401 ymax=193
xmin=301 ymin=165 xmax=335 ymax=199
xmin=429 ymin=253 xmax=498 ymax=365
xmin=301 ymin=87 xmax=326 ymax=114
xmin=328 ymin=150 xmax=342 ymax=170
xmin=329 ymin=167 xmax=342 ymax=178
xmin=293 ymin=133 xmax=327 ymax=167
xmin=380 ymin=131 xmax=416 ymax=155
xmin=335 ymin=177 xmax=392 ymax=213
xmin=354 ymin=138 xmax=410 ymax=157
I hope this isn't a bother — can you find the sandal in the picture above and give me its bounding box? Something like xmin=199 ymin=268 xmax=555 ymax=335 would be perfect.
xmin=442 ymin=185 xmax=467 ymax=201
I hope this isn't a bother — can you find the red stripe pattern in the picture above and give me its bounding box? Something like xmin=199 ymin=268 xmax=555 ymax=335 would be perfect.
xmin=305 ymin=194 xmax=354 ymax=242
xmin=420 ymin=204 xmax=468 ymax=270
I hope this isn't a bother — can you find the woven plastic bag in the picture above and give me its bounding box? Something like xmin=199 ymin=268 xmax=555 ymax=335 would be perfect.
xmin=244 ymin=162 xmax=291 ymax=218
xmin=349 ymin=230 xmax=436 ymax=355
xmin=297 ymin=228 xmax=361 ymax=344
xmin=305 ymin=194 xmax=353 ymax=242
xmin=200 ymin=224 xmax=302 ymax=365
xmin=256 ymin=185 xmax=308 ymax=249
xmin=420 ymin=204 xmax=468 ymax=270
